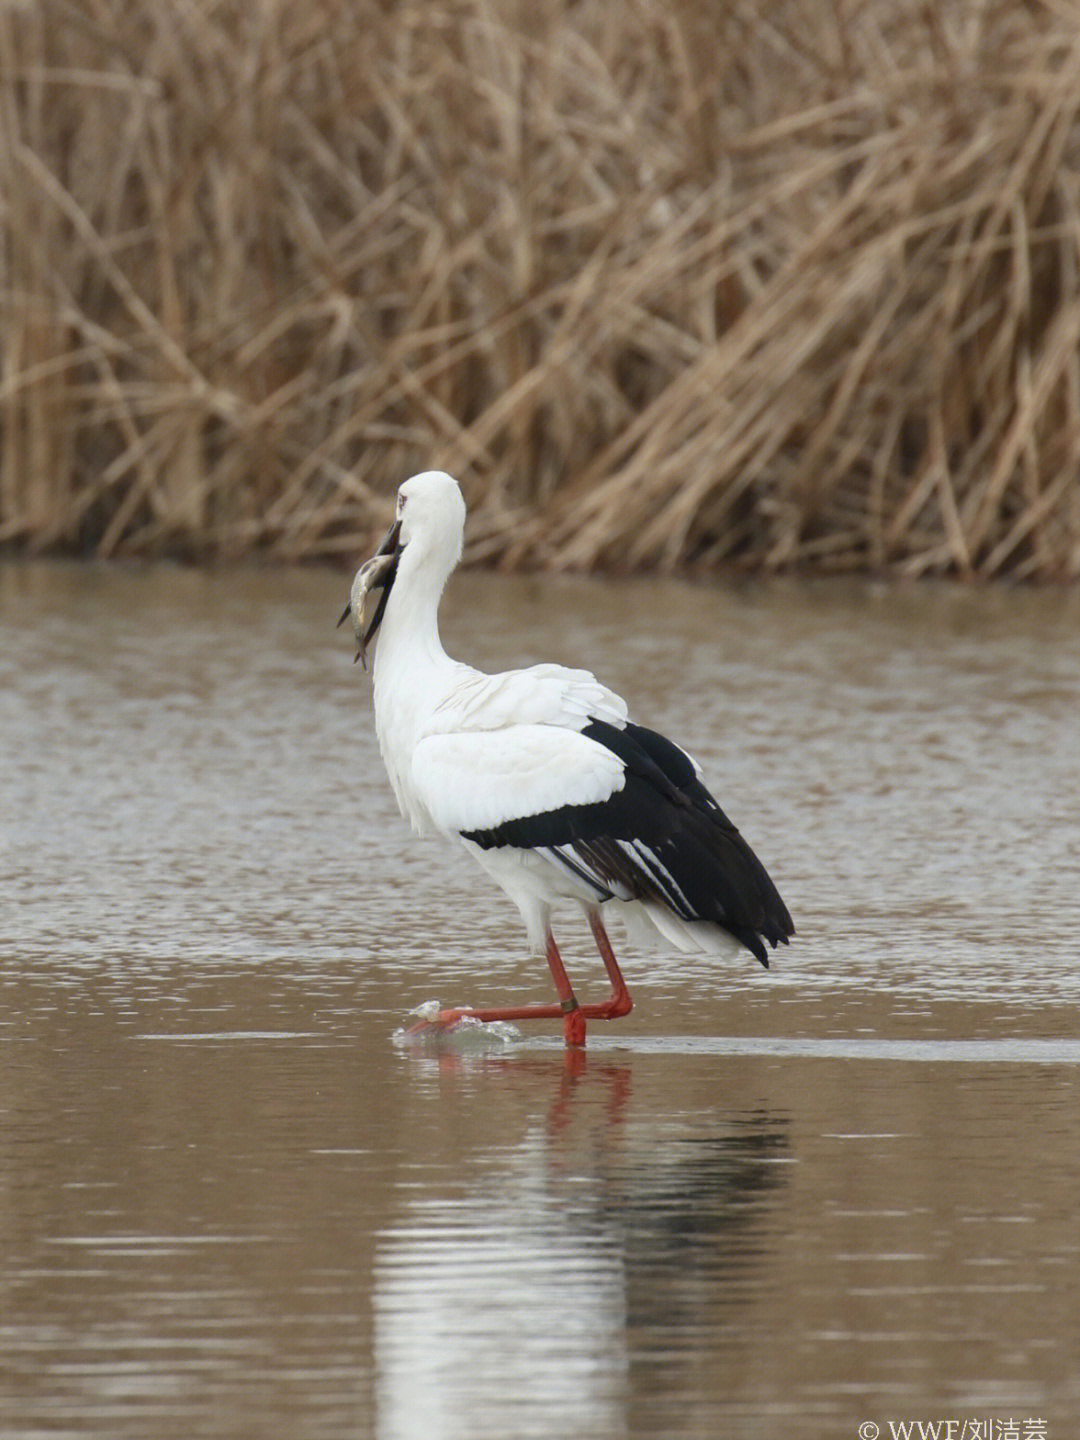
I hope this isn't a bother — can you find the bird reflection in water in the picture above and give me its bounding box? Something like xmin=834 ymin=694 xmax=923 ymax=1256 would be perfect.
xmin=375 ymin=1051 xmax=790 ymax=1439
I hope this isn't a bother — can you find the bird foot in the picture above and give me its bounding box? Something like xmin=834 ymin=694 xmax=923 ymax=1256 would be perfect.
xmin=404 ymin=1005 xmax=589 ymax=1048
xmin=403 ymin=1004 xmax=493 ymax=1038
xmin=402 ymin=991 xmax=630 ymax=1048
xmin=401 ymin=1007 xmax=525 ymax=1049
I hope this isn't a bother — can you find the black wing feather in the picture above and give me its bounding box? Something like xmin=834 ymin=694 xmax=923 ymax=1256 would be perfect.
xmin=461 ymin=719 xmax=794 ymax=967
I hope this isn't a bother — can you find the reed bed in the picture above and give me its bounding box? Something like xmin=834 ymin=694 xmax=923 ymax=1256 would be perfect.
xmin=2 ymin=0 xmax=1080 ymax=576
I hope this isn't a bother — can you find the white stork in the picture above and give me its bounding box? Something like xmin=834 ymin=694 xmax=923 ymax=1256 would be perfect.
xmin=339 ymin=471 xmax=793 ymax=1047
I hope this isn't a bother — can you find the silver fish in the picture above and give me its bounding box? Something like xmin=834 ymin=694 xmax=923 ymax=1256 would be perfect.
xmin=338 ymin=552 xmax=396 ymax=669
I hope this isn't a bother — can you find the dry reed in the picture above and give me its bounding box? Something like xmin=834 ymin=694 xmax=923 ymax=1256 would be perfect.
xmin=2 ymin=0 xmax=1080 ymax=576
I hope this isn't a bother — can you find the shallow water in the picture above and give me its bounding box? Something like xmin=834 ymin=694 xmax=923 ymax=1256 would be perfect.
xmin=2 ymin=561 xmax=1079 ymax=1439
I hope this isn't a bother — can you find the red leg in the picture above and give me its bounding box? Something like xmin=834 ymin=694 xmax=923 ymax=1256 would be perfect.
xmin=409 ymin=931 xmax=587 ymax=1046
xmin=408 ymin=914 xmax=631 ymax=1047
xmin=580 ymin=909 xmax=633 ymax=1020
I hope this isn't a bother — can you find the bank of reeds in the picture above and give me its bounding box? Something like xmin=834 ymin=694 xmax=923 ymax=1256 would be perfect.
xmin=2 ymin=0 xmax=1080 ymax=576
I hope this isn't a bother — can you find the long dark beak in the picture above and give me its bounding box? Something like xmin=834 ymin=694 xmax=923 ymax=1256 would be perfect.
xmin=336 ymin=517 xmax=403 ymax=663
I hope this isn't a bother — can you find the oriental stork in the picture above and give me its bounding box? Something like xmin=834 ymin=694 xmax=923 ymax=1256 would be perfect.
xmin=339 ymin=471 xmax=793 ymax=1047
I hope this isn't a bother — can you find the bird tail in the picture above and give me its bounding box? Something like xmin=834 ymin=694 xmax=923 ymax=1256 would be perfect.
xmin=610 ymin=900 xmax=752 ymax=961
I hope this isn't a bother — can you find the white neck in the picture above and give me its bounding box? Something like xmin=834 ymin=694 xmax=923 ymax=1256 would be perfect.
xmin=372 ymin=534 xmax=461 ymax=735
xmin=377 ymin=551 xmax=445 ymax=665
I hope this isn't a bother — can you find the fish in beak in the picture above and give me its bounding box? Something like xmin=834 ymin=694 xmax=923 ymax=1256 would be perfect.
xmin=337 ymin=517 xmax=403 ymax=669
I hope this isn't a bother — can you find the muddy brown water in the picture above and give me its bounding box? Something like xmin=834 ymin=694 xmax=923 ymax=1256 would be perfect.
xmin=2 ymin=561 xmax=1079 ymax=1439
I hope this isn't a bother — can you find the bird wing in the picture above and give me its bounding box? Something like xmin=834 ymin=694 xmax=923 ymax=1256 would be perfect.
xmin=449 ymin=718 xmax=795 ymax=964
xmin=410 ymin=724 xmax=626 ymax=838
xmin=431 ymin=663 xmax=628 ymax=733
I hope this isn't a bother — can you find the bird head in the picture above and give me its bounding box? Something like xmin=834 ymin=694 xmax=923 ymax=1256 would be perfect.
xmin=337 ymin=471 xmax=465 ymax=667
xmin=394 ymin=470 xmax=466 ymax=560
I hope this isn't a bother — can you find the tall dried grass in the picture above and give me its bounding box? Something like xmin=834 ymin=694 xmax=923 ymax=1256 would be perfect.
xmin=2 ymin=0 xmax=1080 ymax=575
